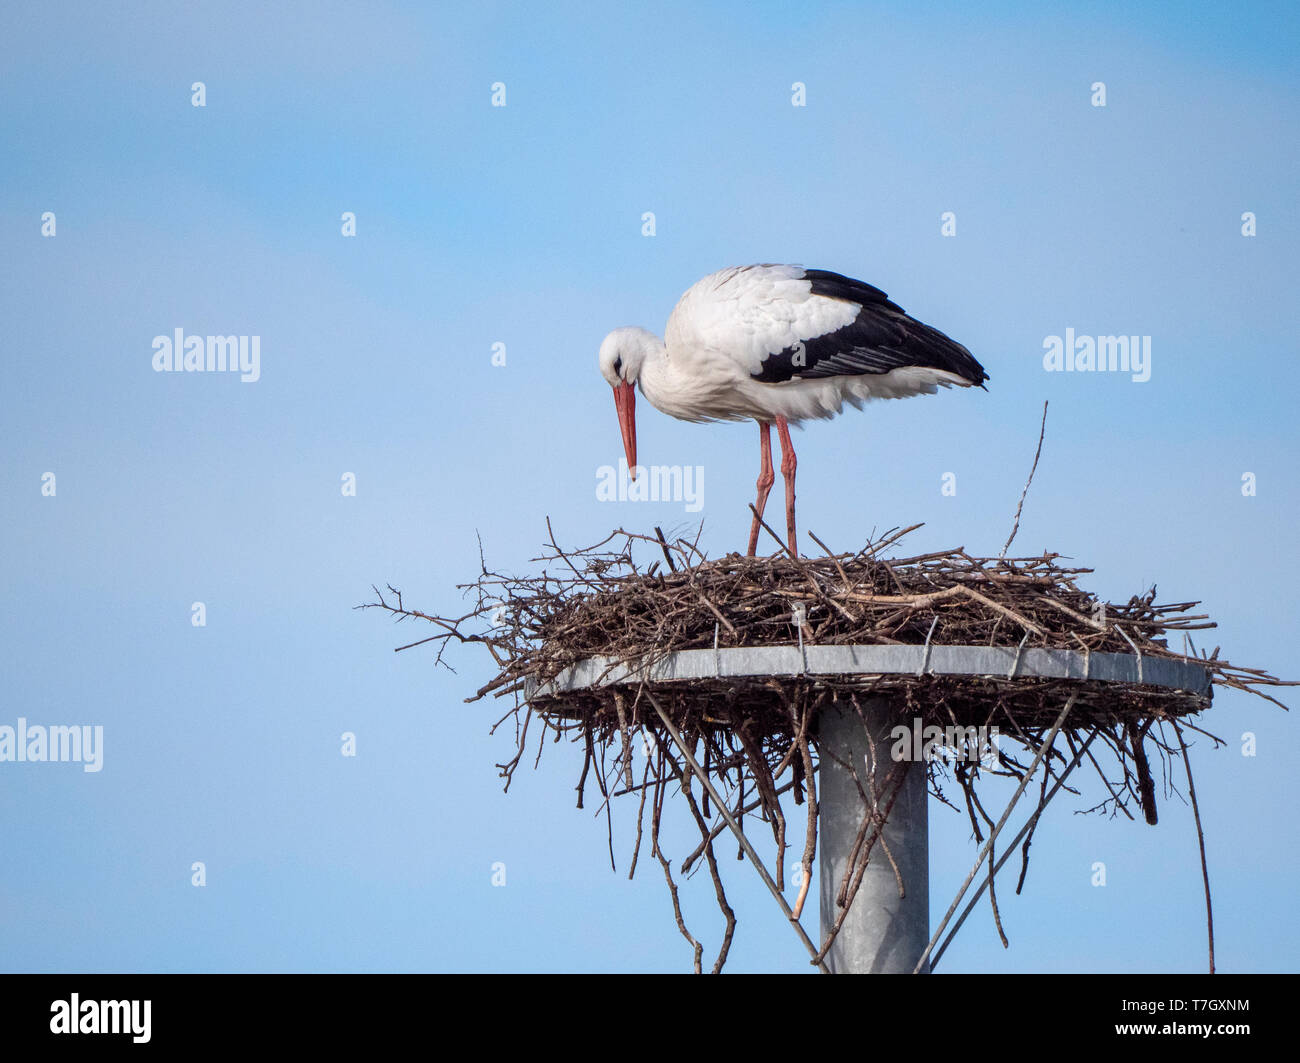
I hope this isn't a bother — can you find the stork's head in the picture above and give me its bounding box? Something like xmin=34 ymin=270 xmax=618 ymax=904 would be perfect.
xmin=598 ymin=327 xmax=656 ymax=478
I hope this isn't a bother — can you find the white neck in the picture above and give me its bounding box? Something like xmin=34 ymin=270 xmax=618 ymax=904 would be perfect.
xmin=634 ymin=330 xmax=672 ymax=408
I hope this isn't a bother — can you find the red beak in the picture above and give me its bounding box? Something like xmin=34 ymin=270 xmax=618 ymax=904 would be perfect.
xmin=613 ymin=381 xmax=637 ymax=479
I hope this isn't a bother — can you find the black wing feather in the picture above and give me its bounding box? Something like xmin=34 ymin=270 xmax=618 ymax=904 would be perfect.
xmin=751 ymin=269 xmax=988 ymax=386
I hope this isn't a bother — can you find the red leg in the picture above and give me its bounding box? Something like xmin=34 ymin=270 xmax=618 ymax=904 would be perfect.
xmin=746 ymin=421 xmax=774 ymax=557
xmin=775 ymin=415 xmax=798 ymax=557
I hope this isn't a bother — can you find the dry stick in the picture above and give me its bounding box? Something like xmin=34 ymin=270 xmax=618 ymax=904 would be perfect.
xmin=592 ymin=743 xmax=617 ymax=871
xmin=1127 ymin=720 xmax=1159 ymax=825
xmin=653 ymin=526 xmax=678 ymax=573
xmin=813 ymin=761 xmax=911 ymax=964
xmin=807 ymin=530 xmax=852 ymax=586
xmin=986 ymin=834 xmax=1008 ymax=948
xmin=731 ymin=720 xmax=786 ymax=873
xmin=766 ymin=530 xmax=861 ymax=623
xmin=833 ymin=766 xmax=879 ymax=909
xmin=957 ymin=585 xmax=1046 ymax=636
xmin=651 ymin=753 xmax=704 ymax=972
xmin=1038 ymin=594 xmax=1109 ymax=631
xmin=628 ymin=754 xmax=651 ymax=880
xmin=497 ymin=705 xmax=532 ymax=793
xmin=862 ymin=523 xmax=925 ymax=559
xmin=1079 ymin=732 xmax=1136 ymax=822
xmin=1001 ymin=400 xmax=1049 ymax=558
xmin=771 ymin=692 xmax=814 ymax=782
xmin=689 ymin=583 xmax=738 ymax=637
xmin=612 ymin=688 xmax=634 ymax=789
xmin=664 ymin=749 xmax=739 ymax=971
xmin=818 ymin=700 xmax=910 ymax=958
xmin=1017 ymin=737 xmax=1057 ymax=893
xmin=869 ymin=779 xmax=908 ymax=901
xmin=644 ymin=688 xmax=830 ymax=973
xmin=880 ymin=546 xmax=964 ymax=568
xmin=782 ymin=692 xmax=817 ymax=888
xmin=792 ymin=723 xmax=818 ymax=919
xmin=913 ymin=692 xmax=1078 ymax=973
xmin=929 ymin=726 xmax=1098 ymax=970
xmin=856 ymin=710 xmax=910 ymax=902
xmin=959 ymin=772 xmax=1008 ymax=945
xmin=544 ymin=515 xmax=602 ymax=589
xmin=576 ymin=724 xmax=593 ymax=808
xmin=680 ymin=779 xmax=798 ymax=875
xmin=1174 ymin=722 xmax=1215 ymax=974
xmin=749 ymin=504 xmax=795 ymax=559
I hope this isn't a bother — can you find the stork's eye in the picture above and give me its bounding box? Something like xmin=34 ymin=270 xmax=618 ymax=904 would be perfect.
xmin=613 ymin=355 xmax=623 ymax=377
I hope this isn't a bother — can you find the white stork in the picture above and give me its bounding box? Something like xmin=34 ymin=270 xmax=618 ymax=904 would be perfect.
xmin=598 ymin=264 xmax=987 ymax=557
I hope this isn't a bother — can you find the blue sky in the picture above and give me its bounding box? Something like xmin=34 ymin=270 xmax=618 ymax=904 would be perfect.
xmin=1 ymin=0 xmax=1296 ymax=972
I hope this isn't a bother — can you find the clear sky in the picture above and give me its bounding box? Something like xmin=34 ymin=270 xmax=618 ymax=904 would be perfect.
xmin=1 ymin=0 xmax=1296 ymax=973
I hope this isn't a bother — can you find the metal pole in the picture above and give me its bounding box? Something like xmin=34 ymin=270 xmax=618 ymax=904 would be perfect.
xmin=818 ymin=699 xmax=929 ymax=974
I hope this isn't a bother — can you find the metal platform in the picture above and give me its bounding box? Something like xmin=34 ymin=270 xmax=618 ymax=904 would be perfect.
xmin=536 ymin=644 xmax=1211 ymax=698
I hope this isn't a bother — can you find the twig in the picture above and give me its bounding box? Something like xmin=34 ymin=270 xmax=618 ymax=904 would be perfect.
xmin=930 ymin=726 xmax=1098 ymax=969
xmin=915 ymin=692 xmax=1077 ymax=973
xmin=1001 ymin=401 xmax=1048 ymax=558
xmin=653 ymin=526 xmax=677 ymax=573
xmin=1174 ymin=722 xmax=1215 ymax=973
xmin=644 ymin=688 xmax=830 ymax=973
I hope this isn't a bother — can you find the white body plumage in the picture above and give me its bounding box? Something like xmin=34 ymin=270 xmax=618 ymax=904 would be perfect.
xmin=599 ymin=264 xmax=983 ymax=426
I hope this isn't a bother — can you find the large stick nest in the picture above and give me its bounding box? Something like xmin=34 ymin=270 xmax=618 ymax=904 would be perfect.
xmin=360 ymin=522 xmax=1292 ymax=971
xmin=392 ymin=521 xmax=1284 ymax=727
